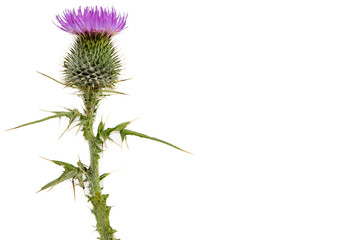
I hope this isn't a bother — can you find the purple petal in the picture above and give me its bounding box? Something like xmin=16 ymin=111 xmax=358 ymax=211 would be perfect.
xmin=55 ymin=6 xmax=127 ymax=36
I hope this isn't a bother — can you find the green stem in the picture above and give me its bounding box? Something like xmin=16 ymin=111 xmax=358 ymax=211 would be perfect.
xmin=83 ymin=91 xmax=117 ymax=240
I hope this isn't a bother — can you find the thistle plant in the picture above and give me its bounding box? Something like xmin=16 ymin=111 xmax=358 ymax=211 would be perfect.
xmin=9 ymin=6 xmax=188 ymax=240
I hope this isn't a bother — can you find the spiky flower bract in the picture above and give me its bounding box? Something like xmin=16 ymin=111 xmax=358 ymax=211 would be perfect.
xmin=63 ymin=34 xmax=121 ymax=91
xmin=56 ymin=6 xmax=127 ymax=92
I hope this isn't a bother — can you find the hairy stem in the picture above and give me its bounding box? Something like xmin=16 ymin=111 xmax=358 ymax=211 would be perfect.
xmin=83 ymin=90 xmax=118 ymax=240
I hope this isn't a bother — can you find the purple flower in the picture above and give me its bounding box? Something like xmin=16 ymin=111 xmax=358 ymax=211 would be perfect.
xmin=56 ymin=6 xmax=127 ymax=36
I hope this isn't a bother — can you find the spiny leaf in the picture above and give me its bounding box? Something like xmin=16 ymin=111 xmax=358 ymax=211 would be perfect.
xmin=37 ymin=169 xmax=79 ymax=192
xmin=98 ymin=119 xmax=134 ymax=142
xmin=37 ymin=157 xmax=82 ymax=192
xmin=6 ymin=113 xmax=68 ymax=131
xmin=38 ymin=179 xmax=59 ymax=192
xmin=6 ymin=109 xmax=82 ymax=131
xmin=48 ymin=159 xmax=78 ymax=171
xmin=120 ymin=129 xmax=191 ymax=154
xmin=50 ymin=109 xmax=82 ymax=120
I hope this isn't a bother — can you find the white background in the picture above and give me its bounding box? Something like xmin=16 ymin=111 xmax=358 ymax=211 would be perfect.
xmin=1 ymin=0 xmax=360 ymax=239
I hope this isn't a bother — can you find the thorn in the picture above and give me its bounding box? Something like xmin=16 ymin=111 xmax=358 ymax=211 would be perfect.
xmin=129 ymin=117 xmax=139 ymax=123
xmin=72 ymin=179 xmax=76 ymax=201
xmin=109 ymin=138 xmax=121 ymax=147
xmin=58 ymin=120 xmax=72 ymax=140
xmin=4 ymin=126 xmax=17 ymax=131
xmin=65 ymin=79 xmax=81 ymax=88
xmin=48 ymin=184 xmax=57 ymax=192
xmin=125 ymin=137 xmax=129 ymax=150
xmin=39 ymin=109 xmax=52 ymax=113
xmin=102 ymin=90 xmax=129 ymax=95
xmin=183 ymin=150 xmax=194 ymax=155
xmin=119 ymin=78 xmax=132 ymax=82
xmin=104 ymin=114 xmax=110 ymax=125
xmin=75 ymin=125 xmax=81 ymax=135
xmin=67 ymin=124 xmax=78 ymax=132
xmin=106 ymin=168 xmax=120 ymax=177
xmin=39 ymin=156 xmax=53 ymax=162
xmin=36 ymin=71 xmax=64 ymax=85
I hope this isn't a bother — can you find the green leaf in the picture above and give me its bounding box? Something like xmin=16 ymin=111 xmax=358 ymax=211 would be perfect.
xmin=97 ymin=119 xmax=190 ymax=154
xmin=50 ymin=160 xmax=78 ymax=172
xmin=98 ymin=120 xmax=133 ymax=142
xmin=37 ymin=157 xmax=81 ymax=192
xmin=6 ymin=109 xmax=82 ymax=131
xmin=120 ymin=129 xmax=191 ymax=154
xmin=7 ymin=113 xmax=67 ymax=130
xmin=38 ymin=169 xmax=79 ymax=192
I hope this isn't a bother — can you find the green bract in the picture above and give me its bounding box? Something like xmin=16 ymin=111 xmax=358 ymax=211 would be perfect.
xmin=64 ymin=34 xmax=121 ymax=91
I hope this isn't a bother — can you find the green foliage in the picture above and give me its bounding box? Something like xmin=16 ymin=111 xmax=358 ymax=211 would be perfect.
xmin=120 ymin=129 xmax=191 ymax=153
xmin=38 ymin=158 xmax=86 ymax=192
xmin=95 ymin=120 xmax=190 ymax=154
xmin=7 ymin=109 xmax=82 ymax=132
xmin=96 ymin=120 xmax=132 ymax=143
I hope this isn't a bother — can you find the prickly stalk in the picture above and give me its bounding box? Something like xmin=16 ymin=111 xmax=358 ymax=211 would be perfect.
xmin=82 ymin=90 xmax=117 ymax=240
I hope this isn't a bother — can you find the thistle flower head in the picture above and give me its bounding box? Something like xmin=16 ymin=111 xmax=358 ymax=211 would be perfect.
xmin=56 ymin=6 xmax=127 ymax=36
xmin=57 ymin=6 xmax=126 ymax=92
